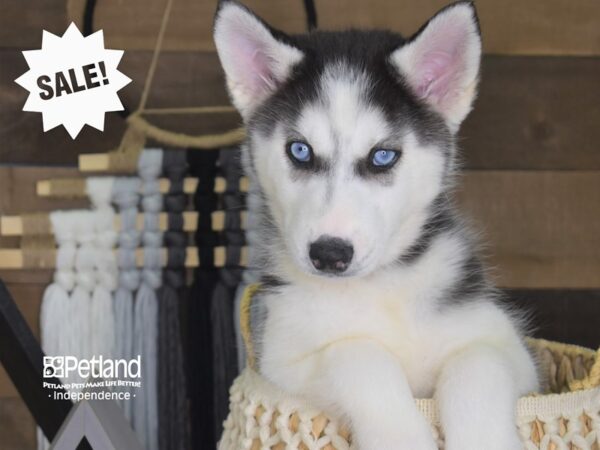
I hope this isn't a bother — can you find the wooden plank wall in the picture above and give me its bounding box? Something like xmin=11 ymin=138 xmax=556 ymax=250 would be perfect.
xmin=5 ymin=0 xmax=598 ymax=55
xmin=0 ymin=1 xmax=599 ymax=449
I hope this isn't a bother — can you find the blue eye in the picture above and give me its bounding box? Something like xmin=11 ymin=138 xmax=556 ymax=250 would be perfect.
xmin=371 ymin=148 xmax=399 ymax=167
xmin=288 ymin=141 xmax=313 ymax=163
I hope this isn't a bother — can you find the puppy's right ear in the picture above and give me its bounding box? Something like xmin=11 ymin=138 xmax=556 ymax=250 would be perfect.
xmin=214 ymin=1 xmax=304 ymax=119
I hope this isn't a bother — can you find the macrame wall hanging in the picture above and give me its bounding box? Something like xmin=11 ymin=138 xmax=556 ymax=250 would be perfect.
xmin=35 ymin=2 xmax=318 ymax=449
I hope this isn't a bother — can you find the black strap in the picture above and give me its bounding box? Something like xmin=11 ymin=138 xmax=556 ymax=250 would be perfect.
xmin=82 ymin=0 xmax=96 ymax=37
xmin=303 ymin=0 xmax=318 ymax=31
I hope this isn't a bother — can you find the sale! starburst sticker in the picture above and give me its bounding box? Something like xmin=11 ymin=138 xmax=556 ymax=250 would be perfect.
xmin=15 ymin=23 xmax=131 ymax=139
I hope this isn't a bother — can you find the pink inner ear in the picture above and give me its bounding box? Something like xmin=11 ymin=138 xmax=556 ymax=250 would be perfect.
xmin=232 ymin=32 xmax=276 ymax=97
xmin=412 ymin=18 xmax=470 ymax=104
xmin=415 ymin=50 xmax=455 ymax=100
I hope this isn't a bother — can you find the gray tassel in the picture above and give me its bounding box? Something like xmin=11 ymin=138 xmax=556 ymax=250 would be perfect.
xmin=112 ymin=177 xmax=141 ymax=422
xmin=132 ymin=149 xmax=163 ymax=450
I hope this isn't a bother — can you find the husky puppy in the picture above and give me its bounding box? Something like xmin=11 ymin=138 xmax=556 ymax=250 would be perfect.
xmin=214 ymin=1 xmax=539 ymax=449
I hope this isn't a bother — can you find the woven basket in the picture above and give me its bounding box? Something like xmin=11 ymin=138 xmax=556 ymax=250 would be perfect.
xmin=219 ymin=338 xmax=600 ymax=450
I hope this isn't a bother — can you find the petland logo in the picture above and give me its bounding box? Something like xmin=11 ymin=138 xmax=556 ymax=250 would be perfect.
xmin=43 ymin=355 xmax=141 ymax=379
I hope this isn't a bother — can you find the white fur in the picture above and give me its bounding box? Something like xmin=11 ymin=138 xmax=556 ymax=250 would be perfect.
xmin=214 ymin=3 xmax=538 ymax=449
xmin=259 ymin=251 xmax=537 ymax=450
xmin=251 ymin=66 xmax=447 ymax=278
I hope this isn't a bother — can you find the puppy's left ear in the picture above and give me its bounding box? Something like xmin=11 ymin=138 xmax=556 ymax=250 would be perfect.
xmin=214 ymin=1 xmax=304 ymax=119
xmin=391 ymin=2 xmax=481 ymax=131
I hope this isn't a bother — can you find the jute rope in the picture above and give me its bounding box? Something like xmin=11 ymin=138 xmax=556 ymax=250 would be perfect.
xmin=142 ymin=106 xmax=237 ymax=115
xmin=21 ymin=235 xmax=56 ymax=269
xmin=45 ymin=179 xmax=87 ymax=197
xmin=127 ymin=114 xmax=245 ymax=149
xmin=20 ymin=236 xmax=56 ymax=249
xmin=137 ymin=0 xmax=174 ymax=113
xmin=22 ymin=213 xmax=52 ymax=235
xmin=107 ymin=126 xmax=147 ymax=172
xmin=66 ymin=0 xmax=85 ymax=30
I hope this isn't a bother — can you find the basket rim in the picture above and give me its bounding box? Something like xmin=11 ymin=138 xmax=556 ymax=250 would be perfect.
xmin=235 ymin=367 xmax=600 ymax=425
xmin=234 ymin=338 xmax=599 ymax=425
xmin=526 ymin=337 xmax=598 ymax=359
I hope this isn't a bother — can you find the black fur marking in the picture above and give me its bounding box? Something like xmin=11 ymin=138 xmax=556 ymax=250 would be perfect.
xmin=247 ymin=29 xmax=452 ymax=156
xmin=441 ymin=253 xmax=492 ymax=307
xmin=451 ymin=254 xmax=488 ymax=296
xmin=260 ymin=274 xmax=288 ymax=289
xmin=293 ymin=154 xmax=329 ymax=175
xmin=397 ymin=197 xmax=491 ymax=308
xmin=398 ymin=196 xmax=456 ymax=264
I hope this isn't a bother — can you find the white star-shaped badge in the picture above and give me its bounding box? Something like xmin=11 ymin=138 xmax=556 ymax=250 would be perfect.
xmin=15 ymin=23 xmax=131 ymax=139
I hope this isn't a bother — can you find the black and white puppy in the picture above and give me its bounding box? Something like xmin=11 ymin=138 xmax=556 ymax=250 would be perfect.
xmin=214 ymin=2 xmax=538 ymax=449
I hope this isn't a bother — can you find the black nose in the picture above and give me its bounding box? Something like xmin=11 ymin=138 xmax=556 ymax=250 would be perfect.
xmin=309 ymin=236 xmax=354 ymax=274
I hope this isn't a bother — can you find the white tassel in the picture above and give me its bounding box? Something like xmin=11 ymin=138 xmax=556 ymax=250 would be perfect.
xmin=87 ymin=178 xmax=118 ymax=361
xmin=91 ymin=211 xmax=117 ymax=360
xmin=91 ymin=286 xmax=115 ymax=358
xmin=37 ymin=211 xmax=77 ymax=450
xmin=73 ymin=228 xmax=96 ymax=366
xmin=37 ymin=182 xmax=117 ymax=449
xmin=86 ymin=177 xmax=115 ymax=208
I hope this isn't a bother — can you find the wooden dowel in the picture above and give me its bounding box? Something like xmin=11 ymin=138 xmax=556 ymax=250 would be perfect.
xmin=0 ymin=216 xmax=24 ymax=236
xmin=79 ymin=154 xmax=110 ymax=172
xmin=36 ymin=181 xmax=52 ymax=197
xmin=0 ymin=211 xmax=247 ymax=236
xmin=0 ymin=250 xmax=24 ymax=269
xmin=0 ymin=246 xmax=248 ymax=270
xmin=36 ymin=176 xmax=249 ymax=197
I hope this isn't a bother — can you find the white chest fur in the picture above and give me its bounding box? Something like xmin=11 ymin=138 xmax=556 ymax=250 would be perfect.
xmin=258 ymin=270 xmax=528 ymax=401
